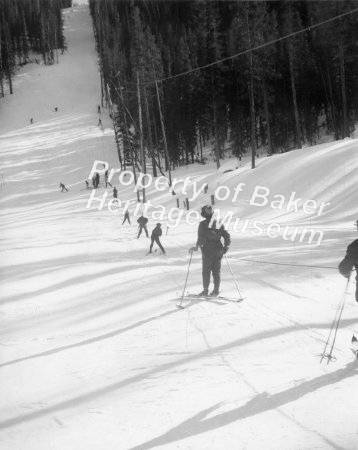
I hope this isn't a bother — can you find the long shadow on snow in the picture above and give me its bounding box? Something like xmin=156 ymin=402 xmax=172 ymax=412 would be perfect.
xmin=0 ymin=314 xmax=357 ymax=422
xmin=1 ymin=256 xmax=185 ymax=304
xmin=0 ymin=304 xmax=183 ymax=369
xmin=0 ymin=345 xmax=356 ymax=432
xmin=128 ymin=360 xmax=358 ymax=450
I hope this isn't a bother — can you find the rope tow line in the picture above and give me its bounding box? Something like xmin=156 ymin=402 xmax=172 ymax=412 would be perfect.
xmin=231 ymin=257 xmax=338 ymax=270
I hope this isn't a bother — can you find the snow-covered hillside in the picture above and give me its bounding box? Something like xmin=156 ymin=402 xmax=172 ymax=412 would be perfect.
xmin=0 ymin=5 xmax=357 ymax=450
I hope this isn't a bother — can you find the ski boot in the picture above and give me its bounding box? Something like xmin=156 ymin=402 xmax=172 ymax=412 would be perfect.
xmin=198 ymin=290 xmax=209 ymax=297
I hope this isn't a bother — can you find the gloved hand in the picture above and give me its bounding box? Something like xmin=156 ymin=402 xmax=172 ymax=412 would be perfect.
xmin=189 ymin=246 xmax=198 ymax=254
xmin=223 ymin=246 xmax=229 ymax=254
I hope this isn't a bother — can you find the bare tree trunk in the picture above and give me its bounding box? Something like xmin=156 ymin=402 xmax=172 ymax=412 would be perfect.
xmin=262 ymin=78 xmax=272 ymax=154
xmin=108 ymin=84 xmax=123 ymax=169
xmin=245 ymin=5 xmax=256 ymax=168
xmin=137 ymin=72 xmax=146 ymax=203
xmin=154 ymin=76 xmax=173 ymax=190
xmin=144 ymin=87 xmax=157 ymax=177
xmin=120 ymin=95 xmax=129 ymax=170
xmin=199 ymin=130 xmax=203 ymax=162
xmin=339 ymin=27 xmax=349 ymax=138
xmin=211 ymin=70 xmax=220 ymax=169
xmin=288 ymin=37 xmax=302 ymax=149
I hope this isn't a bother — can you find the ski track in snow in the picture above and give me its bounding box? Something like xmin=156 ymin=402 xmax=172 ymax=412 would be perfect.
xmin=0 ymin=5 xmax=357 ymax=450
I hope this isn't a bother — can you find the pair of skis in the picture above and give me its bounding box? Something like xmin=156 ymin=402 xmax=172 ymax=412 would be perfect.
xmin=145 ymin=250 xmax=166 ymax=256
xmin=177 ymin=293 xmax=244 ymax=309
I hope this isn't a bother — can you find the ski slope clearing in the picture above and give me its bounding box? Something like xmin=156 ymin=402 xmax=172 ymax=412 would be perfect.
xmin=0 ymin=5 xmax=357 ymax=450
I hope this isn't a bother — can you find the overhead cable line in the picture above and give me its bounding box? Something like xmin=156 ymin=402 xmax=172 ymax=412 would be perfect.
xmin=132 ymin=7 xmax=358 ymax=86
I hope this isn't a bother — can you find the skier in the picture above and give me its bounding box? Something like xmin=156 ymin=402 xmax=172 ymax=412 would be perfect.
xmin=189 ymin=205 xmax=230 ymax=297
xmin=122 ymin=210 xmax=131 ymax=225
xmin=98 ymin=118 xmax=102 ymax=127
xmin=113 ymin=186 xmax=118 ymax=202
xmin=60 ymin=182 xmax=68 ymax=192
xmin=30 ymin=117 xmax=33 ymax=124
xmin=105 ymin=169 xmax=113 ymax=188
xmin=339 ymin=236 xmax=358 ymax=302
xmin=148 ymin=223 xmax=165 ymax=254
xmin=95 ymin=172 xmax=100 ymax=188
xmin=85 ymin=180 xmax=90 ymax=189
xmin=137 ymin=215 xmax=149 ymax=238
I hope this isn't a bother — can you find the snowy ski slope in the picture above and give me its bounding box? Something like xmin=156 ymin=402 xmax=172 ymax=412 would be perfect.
xmin=0 ymin=5 xmax=357 ymax=450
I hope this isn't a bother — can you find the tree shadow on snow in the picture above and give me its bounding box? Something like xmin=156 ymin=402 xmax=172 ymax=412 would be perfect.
xmin=0 ymin=318 xmax=357 ymax=432
xmin=128 ymin=360 xmax=358 ymax=450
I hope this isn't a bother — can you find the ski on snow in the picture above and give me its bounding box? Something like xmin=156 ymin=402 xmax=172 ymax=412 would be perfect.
xmin=176 ymin=293 xmax=244 ymax=309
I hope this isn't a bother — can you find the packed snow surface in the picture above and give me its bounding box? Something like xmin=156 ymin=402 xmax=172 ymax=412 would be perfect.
xmin=0 ymin=5 xmax=357 ymax=450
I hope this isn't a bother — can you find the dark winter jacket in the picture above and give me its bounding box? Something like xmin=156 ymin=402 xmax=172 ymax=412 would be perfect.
xmin=196 ymin=219 xmax=230 ymax=252
xmin=339 ymin=239 xmax=358 ymax=277
xmin=151 ymin=226 xmax=162 ymax=238
xmin=137 ymin=216 xmax=148 ymax=226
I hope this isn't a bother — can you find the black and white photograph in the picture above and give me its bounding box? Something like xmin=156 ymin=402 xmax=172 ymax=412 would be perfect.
xmin=0 ymin=0 xmax=358 ymax=448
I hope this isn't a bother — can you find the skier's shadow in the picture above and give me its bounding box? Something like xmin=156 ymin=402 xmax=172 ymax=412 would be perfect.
xmin=128 ymin=360 xmax=358 ymax=450
xmin=174 ymin=296 xmax=227 ymax=308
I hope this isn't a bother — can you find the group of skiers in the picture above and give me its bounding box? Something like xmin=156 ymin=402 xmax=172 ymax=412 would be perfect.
xmin=63 ymin=156 xmax=358 ymax=301
xmin=136 ymin=215 xmax=166 ymax=255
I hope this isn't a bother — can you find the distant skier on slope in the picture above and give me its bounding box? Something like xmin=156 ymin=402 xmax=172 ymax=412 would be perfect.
xmin=339 ymin=235 xmax=358 ymax=302
xmin=122 ymin=210 xmax=130 ymax=225
xmin=60 ymin=183 xmax=68 ymax=192
xmin=113 ymin=186 xmax=118 ymax=202
xmin=189 ymin=205 xmax=230 ymax=297
xmin=95 ymin=172 xmax=100 ymax=188
xmin=148 ymin=223 xmax=165 ymax=254
xmin=105 ymin=169 xmax=113 ymax=188
xmin=137 ymin=215 xmax=149 ymax=238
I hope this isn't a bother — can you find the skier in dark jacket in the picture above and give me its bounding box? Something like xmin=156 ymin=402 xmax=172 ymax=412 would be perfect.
xmin=190 ymin=205 xmax=230 ymax=296
xmin=60 ymin=182 xmax=68 ymax=192
xmin=95 ymin=172 xmax=100 ymax=188
xmin=339 ymin=238 xmax=358 ymax=302
xmin=137 ymin=215 xmax=149 ymax=238
xmin=149 ymin=223 xmax=166 ymax=254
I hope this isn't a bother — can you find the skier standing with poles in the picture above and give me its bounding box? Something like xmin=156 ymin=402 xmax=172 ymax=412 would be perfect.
xmin=338 ymin=230 xmax=358 ymax=302
xmin=321 ymin=225 xmax=358 ymax=362
xmin=189 ymin=205 xmax=230 ymax=297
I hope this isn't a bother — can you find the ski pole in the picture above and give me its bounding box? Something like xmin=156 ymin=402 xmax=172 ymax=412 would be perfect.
xmin=320 ymin=275 xmax=350 ymax=364
xmin=177 ymin=251 xmax=193 ymax=309
xmin=225 ymin=254 xmax=244 ymax=301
